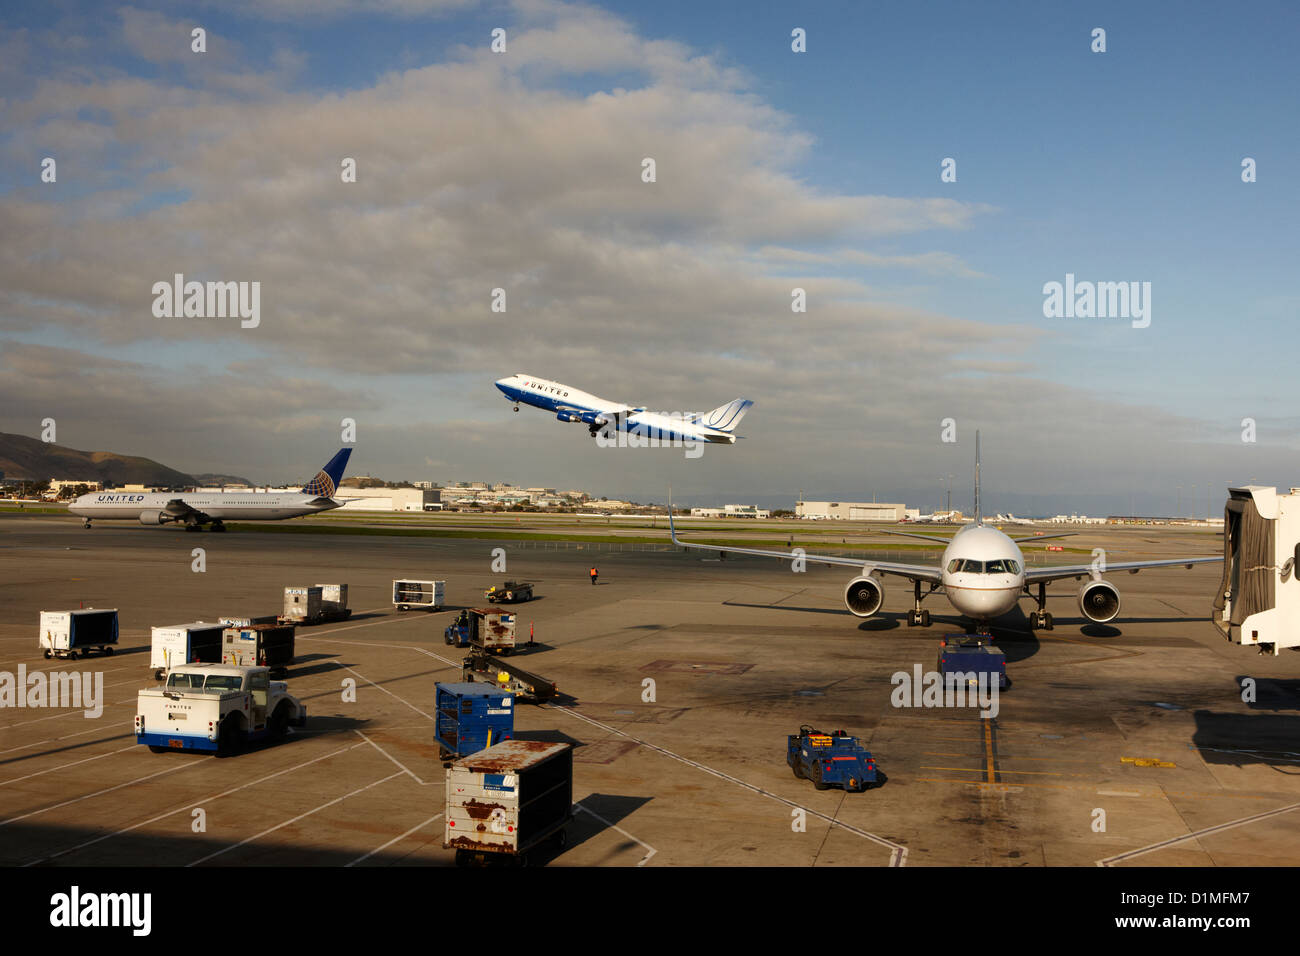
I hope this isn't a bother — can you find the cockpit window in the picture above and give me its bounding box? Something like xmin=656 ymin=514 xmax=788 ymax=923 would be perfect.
xmin=948 ymin=558 xmax=984 ymax=573
xmin=985 ymin=559 xmax=1007 ymax=574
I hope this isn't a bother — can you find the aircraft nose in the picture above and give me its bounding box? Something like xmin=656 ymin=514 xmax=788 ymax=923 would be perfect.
xmin=494 ymin=378 xmax=510 ymax=392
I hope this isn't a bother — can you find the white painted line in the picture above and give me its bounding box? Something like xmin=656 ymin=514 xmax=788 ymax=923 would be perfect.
xmin=0 ymin=723 xmax=123 ymax=756
xmin=547 ymin=704 xmax=909 ymax=866
xmin=2 ymin=751 xmax=214 ymax=829
xmin=0 ymin=696 xmax=135 ymax=731
xmin=23 ymin=741 xmax=369 ymax=865
xmin=575 ymin=802 xmax=657 ymax=867
xmin=344 ymin=813 xmax=443 ymax=867
xmin=337 ymin=664 xmax=433 ymax=721
xmin=1097 ymin=799 xmax=1300 ymax=866
xmin=187 ymin=770 xmax=405 ymax=866
xmin=354 ymin=730 xmax=435 ymax=785
xmin=0 ymin=745 xmax=136 ymax=787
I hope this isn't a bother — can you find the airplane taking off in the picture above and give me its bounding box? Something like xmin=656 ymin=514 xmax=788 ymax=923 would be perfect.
xmin=69 ymin=448 xmax=353 ymax=532
xmin=494 ymin=374 xmax=752 ymax=445
xmin=670 ymin=434 xmax=1222 ymax=632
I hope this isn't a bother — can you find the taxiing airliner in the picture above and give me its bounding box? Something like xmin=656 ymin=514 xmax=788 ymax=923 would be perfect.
xmin=495 ymin=374 xmax=752 ymax=445
xmin=670 ymin=434 xmax=1221 ymax=632
xmin=69 ymin=448 xmax=353 ymax=532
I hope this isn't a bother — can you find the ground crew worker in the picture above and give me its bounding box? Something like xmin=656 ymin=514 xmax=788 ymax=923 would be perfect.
xmin=590 ymin=566 xmax=599 ymax=585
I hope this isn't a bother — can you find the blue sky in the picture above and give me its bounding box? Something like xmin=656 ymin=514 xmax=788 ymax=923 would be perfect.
xmin=0 ymin=0 xmax=1296 ymax=512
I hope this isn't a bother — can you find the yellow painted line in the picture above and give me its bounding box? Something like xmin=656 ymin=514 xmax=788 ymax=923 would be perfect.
xmin=1121 ymin=756 xmax=1177 ymax=768
xmin=922 ymin=752 xmax=1092 ymax=763
xmin=984 ymin=720 xmax=996 ymax=783
xmin=922 ymin=765 xmax=1070 ymax=777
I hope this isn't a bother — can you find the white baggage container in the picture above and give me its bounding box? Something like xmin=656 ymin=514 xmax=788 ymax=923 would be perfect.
xmin=393 ymin=579 xmax=445 ymax=611
xmin=150 ymin=622 xmax=226 ymax=678
xmin=39 ymin=609 xmax=119 ymax=660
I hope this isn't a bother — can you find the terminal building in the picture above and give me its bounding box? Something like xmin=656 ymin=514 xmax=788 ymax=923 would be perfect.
xmin=796 ymin=501 xmax=918 ymax=521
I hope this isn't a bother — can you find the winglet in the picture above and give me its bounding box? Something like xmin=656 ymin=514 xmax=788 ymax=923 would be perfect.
xmin=668 ymin=486 xmax=683 ymax=545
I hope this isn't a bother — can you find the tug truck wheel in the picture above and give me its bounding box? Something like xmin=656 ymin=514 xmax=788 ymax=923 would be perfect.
xmin=148 ymin=746 xmax=169 ymax=753
xmin=791 ymin=760 xmax=804 ymax=780
xmin=217 ymin=717 xmax=243 ymax=756
xmin=104 ymin=646 xmax=114 ymax=656
xmin=813 ymin=765 xmax=830 ymax=791
xmin=269 ymin=703 xmax=290 ymax=740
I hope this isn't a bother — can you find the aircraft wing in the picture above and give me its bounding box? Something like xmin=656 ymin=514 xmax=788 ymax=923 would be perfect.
xmin=668 ymin=510 xmax=942 ymax=583
xmin=161 ymin=498 xmax=201 ymax=518
xmin=1024 ymin=556 xmax=1222 ymax=584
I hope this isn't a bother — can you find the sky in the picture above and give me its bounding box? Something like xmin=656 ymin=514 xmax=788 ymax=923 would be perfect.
xmin=0 ymin=0 xmax=1296 ymax=514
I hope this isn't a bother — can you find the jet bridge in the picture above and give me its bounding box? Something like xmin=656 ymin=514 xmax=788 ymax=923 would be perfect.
xmin=1213 ymin=486 xmax=1300 ymax=653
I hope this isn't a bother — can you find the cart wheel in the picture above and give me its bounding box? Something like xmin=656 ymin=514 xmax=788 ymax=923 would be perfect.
xmin=104 ymin=646 xmax=114 ymax=656
xmin=66 ymin=650 xmax=77 ymax=661
xmin=43 ymin=650 xmax=52 ymax=660
xmin=454 ymin=850 xmax=469 ymax=867
xmin=154 ymin=669 xmax=165 ymax=681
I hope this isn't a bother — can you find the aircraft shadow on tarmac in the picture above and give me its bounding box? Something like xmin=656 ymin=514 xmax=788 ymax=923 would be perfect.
xmin=1192 ymin=709 xmax=1300 ymax=771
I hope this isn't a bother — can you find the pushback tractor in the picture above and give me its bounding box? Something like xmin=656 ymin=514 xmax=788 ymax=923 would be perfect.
xmin=787 ymin=726 xmax=882 ymax=792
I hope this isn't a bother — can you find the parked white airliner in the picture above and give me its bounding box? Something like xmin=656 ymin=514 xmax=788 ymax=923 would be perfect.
xmin=68 ymin=448 xmax=352 ymax=532
xmin=670 ymin=434 xmax=1221 ymax=632
xmin=495 ymin=374 xmax=752 ymax=445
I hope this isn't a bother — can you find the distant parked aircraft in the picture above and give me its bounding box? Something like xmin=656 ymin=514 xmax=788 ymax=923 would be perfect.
xmin=69 ymin=448 xmax=352 ymax=532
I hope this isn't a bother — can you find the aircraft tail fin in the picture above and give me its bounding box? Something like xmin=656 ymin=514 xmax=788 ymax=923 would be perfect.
xmin=694 ymin=398 xmax=753 ymax=433
xmin=301 ymin=448 xmax=352 ymax=497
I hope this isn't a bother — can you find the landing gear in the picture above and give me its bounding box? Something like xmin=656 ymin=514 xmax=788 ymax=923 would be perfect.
xmin=513 ymin=405 xmax=519 ymax=412
xmin=906 ymin=581 xmax=932 ymax=627
xmin=210 ymin=521 xmax=226 ymax=533
xmin=82 ymin=519 xmax=92 ymax=529
xmin=184 ymin=523 xmax=202 ymax=532
xmin=1028 ymin=582 xmax=1053 ymax=630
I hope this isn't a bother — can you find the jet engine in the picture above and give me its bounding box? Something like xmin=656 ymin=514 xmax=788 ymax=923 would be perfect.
xmin=556 ymin=410 xmax=581 ymax=423
xmin=844 ymin=575 xmax=886 ymax=617
xmin=138 ymin=510 xmax=169 ymax=525
xmin=579 ymin=411 xmax=608 ymax=427
xmin=1078 ymin=579 xmax=1121 ymax=623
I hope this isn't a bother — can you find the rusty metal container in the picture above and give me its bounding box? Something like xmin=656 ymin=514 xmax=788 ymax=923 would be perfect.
xmin=444 ymin=740 xmax=572 ymax=865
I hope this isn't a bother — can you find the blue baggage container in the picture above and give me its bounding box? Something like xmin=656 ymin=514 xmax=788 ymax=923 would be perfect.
xmin=436 ymin=682 xmax=515 ymax=759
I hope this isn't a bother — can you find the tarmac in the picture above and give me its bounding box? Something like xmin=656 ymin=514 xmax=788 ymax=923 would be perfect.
xmin=2 ymin=514 xmax=1298 ymax=867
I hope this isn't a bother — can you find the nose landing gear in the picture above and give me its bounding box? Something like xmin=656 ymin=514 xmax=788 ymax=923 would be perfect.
xmin=905 ymin=580 xmax=933 ymax=627
xmin=82 ymin=518 xmax=92 ymax=529
xmin=1028 ymin=582 xmax=1053 ymax=630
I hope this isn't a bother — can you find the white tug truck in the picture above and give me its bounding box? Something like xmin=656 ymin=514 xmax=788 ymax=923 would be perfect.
xmin=136 ymin=663 xmax=306 ymax=755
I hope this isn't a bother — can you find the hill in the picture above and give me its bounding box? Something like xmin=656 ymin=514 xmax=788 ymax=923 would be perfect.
xmin=0 ymin=432 xmax=196 ymax=487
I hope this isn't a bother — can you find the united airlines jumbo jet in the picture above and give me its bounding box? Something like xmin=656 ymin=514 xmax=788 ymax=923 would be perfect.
xmin=495 ymin=374 xmax=752 ymax=445
xmin=670 ymin=434 xmax=1222 ymax=632
xmin=69 ymin=448 xmax=352 ymax=532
